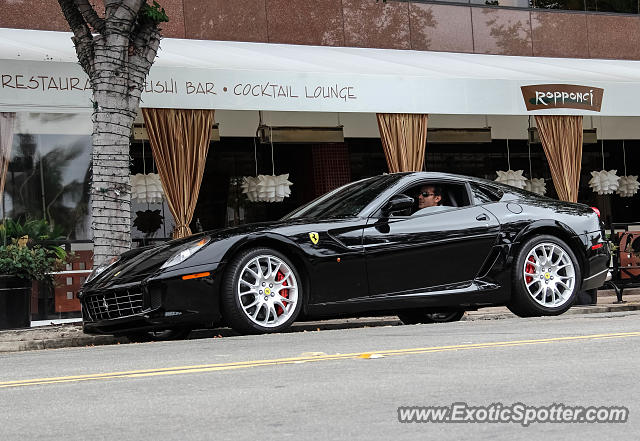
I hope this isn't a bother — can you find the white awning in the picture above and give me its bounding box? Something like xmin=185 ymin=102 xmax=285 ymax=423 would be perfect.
xmin=1 ymin=27 xmax=640 ymax=115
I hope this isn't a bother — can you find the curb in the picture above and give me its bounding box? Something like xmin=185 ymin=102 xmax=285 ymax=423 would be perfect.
xmin=2 ymin=302 xmax=640 ymax=353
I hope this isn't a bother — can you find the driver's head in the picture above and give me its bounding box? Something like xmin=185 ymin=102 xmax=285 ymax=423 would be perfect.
xmin=418 ymin=185 xmax=442 ymax=209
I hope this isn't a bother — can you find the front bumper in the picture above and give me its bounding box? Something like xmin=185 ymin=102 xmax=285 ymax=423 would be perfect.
xmin=80 ymin=267 xmax=222 ymax=335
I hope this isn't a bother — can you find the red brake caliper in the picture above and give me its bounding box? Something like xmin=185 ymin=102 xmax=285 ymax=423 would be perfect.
xmin=525 ymin=256 xmax=536 ymax=283
xmin=275 ymin=271 xmax=289 ymax=316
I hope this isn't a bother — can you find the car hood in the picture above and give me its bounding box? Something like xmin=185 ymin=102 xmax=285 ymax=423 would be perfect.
xmin=84 ymin=217 xmax=356 ymax=289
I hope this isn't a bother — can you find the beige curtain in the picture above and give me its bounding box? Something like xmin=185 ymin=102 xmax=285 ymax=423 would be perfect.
xmin=535 ymin=115 xmax=583 ymax=202
xmin=376 ymin=113 xmax=428 ymax=172
xmin=142 ymin=108 xmax=214 ymax=238
xmin=0 ymin=112 xmax=16 ymax=206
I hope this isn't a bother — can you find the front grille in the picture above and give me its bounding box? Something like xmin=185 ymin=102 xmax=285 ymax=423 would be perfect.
xmin=83 ymin=287 xmax=145 ymax=321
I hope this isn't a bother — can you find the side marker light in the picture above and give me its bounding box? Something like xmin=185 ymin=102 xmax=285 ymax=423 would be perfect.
xmin=182 ymin=272 xmax=211 ymax=280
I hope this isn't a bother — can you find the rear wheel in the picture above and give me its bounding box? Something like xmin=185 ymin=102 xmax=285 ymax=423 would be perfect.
xmin=397 ymin=310 xmax=465 ymax=325
xmin=507 ymin=235 xmax=580 ymax=317
xmin=221 ymin=248 xmax=302 ymax=334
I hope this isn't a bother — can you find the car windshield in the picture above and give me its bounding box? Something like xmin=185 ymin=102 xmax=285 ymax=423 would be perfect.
xmin=282 ymin=174 xmax=404 ymax=220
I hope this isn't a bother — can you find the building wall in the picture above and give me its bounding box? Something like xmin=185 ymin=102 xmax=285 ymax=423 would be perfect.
xmin=2 ymin=1 xmax=640 ymax=60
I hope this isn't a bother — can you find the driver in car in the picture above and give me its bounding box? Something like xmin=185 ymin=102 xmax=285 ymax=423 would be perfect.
xmin=412 ymin=184 xmax=447 ymax=216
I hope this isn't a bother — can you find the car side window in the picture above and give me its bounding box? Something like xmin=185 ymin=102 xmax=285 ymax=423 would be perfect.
xmin=405 ymin=182 xmax=471 ymax=217
xmin=470 ymin=183 xmax=503 ymax=205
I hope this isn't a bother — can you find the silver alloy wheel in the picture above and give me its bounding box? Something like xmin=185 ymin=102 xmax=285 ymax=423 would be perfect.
xmin=237 ymin=254 xmax=299 ymax=328
xmin=522 ymin=242 xmax=576 ymax=308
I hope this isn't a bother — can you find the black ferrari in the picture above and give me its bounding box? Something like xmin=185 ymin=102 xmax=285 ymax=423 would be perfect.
xmin=79 ymin=172 xmax=610 ymax=339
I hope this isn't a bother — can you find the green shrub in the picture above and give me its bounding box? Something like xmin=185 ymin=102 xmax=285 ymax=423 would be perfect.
xmin=0 ymin=217 xmax=65 ymax=246
xmin=0 ymin=243 xmax=66 ymax=281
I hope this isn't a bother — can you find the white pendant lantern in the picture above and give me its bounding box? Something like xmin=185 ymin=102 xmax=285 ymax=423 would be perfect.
xmin=495 ymin=169 xmax=527 ymax=189
xmin=241 ymin=176 xmax=260 ymax=202
xmin=255 ymin=174 xmax=293 ymax=202
xmin=615 ymin=141 xmax=639 ymax=197
xmin=525 ymin=178 xmax=546 ymax=195
xmin=589 ymin=140 xmax=620 ymax=195
xmin=131 ymin=173 xmax=164 ymax=203
xmin=617 ymin=175 xmax=640 ymax=197
xmin=523 ymin=130 xmax=546 ymax=195
xmin=242 ymin=136 xmax=293 ymax=202
xmin=589 ymin=170 xmax=620 ymax=195
xmin=494 ymin=139 xmax=527 ymax=189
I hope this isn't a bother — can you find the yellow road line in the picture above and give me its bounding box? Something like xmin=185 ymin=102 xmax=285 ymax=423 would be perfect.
xmin=2 ymin=331 xmax=639 ymax=389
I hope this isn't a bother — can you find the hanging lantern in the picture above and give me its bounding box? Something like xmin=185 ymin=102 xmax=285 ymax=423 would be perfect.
xmin=255 ymin=174 xmax=293 ymax=202
xmin=525 ymin=178 xmax=546 ymax=195
xmin=615 ymin=141 xmax=639 ymax=198
xmin=617 ymin=175 xmax=639 ymax=197
xmin=131 ymin=173 xmax=164 ymax=203
xmin=495 ymin=169 xmax=527 ymax=189
xmin=242 ymin=133 xmax=293 ymax=202
xmin=494 ymin=139 xmax=526 ymax=189
xmin=241 ymin=176 xmax=260 ymax=202
xmin=590 ymin=139 xmax=620 ymax=195
xmin=588 ymin=170 xmax=620 ymax=195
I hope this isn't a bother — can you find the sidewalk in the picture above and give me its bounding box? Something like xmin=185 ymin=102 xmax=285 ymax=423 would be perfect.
xmin=1 ymin=289 xmax=639 ymax=353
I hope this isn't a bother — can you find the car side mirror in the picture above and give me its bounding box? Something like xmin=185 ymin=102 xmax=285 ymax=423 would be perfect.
xmin=382 ymin=194 xmax=414 ymax=217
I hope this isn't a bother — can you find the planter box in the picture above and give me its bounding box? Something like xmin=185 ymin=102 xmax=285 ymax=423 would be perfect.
xmin=0 ymin=275 xmax=32 ymax=330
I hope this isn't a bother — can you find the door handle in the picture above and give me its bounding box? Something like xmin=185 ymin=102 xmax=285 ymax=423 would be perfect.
xmin=476 ymin=213 xmax=489 ymax=221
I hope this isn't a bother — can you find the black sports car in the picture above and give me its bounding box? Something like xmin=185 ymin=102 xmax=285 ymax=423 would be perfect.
xmin=79 ymin=172 xmax=610 ymax=339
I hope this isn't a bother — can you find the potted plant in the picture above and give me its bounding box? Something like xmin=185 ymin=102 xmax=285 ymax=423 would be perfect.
xmin=0 ymin=219 xmax=67 ymax=330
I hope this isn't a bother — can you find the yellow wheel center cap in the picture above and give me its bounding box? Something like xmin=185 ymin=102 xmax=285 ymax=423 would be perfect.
xmin=265 ymin=288 xmax=271 ymax=295
xmin=545 ymin=273 xmax=550 ymax=279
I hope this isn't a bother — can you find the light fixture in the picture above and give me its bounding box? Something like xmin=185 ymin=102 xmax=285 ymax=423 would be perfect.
xmin=495 ymin=139 xmax=527 ymax=189
xmin=240 ymin=176 xmax=260 ymax=202
xmin=523 ymin=119 xmax=546 ymax=195
xmin=241 ymin=135 xmax=292 ymax=203
xmin=427 ymin=128 xmax=492 ymax=144
xmin=589 ymin=139 xmax=620 ymax=195
xmin=528 ymin=127 xmax=597 ymax=144
xmin=616 ymin=140 xmax=639 ymax=197
xmin=524 ymin=178 xmax=546 ymax=195
xmin=133 ymin=122 xmax=220 ymax=141
xmin=131 ymin=139 xmax=164 ymax=204
xmin=257 ymin=125 xmax=344 ymax=144
xmin=255 ymin=174 xmax=293 ymax=202
xmin=131 ymin=173 xmax=164 ymax=203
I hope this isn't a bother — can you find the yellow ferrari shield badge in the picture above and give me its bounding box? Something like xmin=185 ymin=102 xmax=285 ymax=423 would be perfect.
xmin=309 ymin=232 xmax=319 ymax=245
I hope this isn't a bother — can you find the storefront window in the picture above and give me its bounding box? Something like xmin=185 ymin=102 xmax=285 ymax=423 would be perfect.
xmin=1 ymin=113 xmax=92 ymax=240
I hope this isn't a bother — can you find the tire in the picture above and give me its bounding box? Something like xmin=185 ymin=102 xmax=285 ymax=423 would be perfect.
xmin=397 ymin=310 xmax=465 ymax=325
xmin=221 ymin=247 xmax=303 ymax=334
xmin=126 ymin=328 xmax=191 ymax=343
xmin=507 ymin=234 xmax=581 ymax=317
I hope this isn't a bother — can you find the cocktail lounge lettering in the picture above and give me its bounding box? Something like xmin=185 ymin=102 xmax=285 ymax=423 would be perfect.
xmin=233 ymin=82 xmax=357 ymax=101
xmin=521 ymin=84 xmax=604 ymax=112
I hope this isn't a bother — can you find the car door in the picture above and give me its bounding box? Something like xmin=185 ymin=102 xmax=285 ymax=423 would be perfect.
xmin=363 ymin=204 xmax=500 ymax=298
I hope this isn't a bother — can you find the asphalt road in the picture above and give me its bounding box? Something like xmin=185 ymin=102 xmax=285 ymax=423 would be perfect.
xmin=1 ymin=311 xmax=639 ymax=441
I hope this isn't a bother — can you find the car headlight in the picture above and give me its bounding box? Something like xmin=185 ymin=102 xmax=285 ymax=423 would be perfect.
xmin=161 ymin=237 xmax=210 ymax=269
xmin=85 ymin=255 xmax=121 ymax=284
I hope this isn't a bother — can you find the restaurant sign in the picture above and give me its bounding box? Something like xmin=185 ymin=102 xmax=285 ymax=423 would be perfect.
xmin=521 ymin=84 xmax=604 ymax=112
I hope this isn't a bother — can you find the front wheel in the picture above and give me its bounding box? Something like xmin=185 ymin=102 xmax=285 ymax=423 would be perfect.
xmin=507 ymin=235 xmax=581 ymax=317
xmin=221 ymin=248 xmax=303 ymax=334
xmin=397 ymin=310 xmax=465 ymax=325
